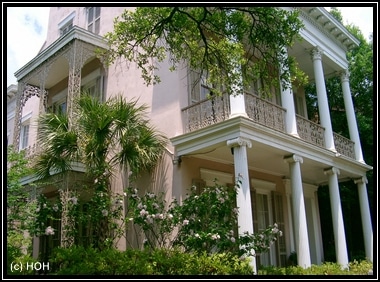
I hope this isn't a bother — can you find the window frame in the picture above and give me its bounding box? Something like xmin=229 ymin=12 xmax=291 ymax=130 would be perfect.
xmin=87 ymin=7 xmax=101 ymax=34
xmin=58 ymin=11 xmax=75 ymax=37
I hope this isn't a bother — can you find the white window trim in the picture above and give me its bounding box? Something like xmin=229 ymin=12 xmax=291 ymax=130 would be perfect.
xmin=21 ymin=111 xmax=32 ymax=123
xmin=200 ymin=168 xmax=233 ymax=186
xmin=58 ymin=11 xmax=75 ymax=29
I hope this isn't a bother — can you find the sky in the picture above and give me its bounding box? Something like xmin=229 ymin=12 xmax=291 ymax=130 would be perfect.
xmin=5 ymin=6 xmax=375 ymax=87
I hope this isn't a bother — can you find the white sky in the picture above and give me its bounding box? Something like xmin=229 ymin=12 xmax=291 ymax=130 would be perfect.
xmin=5 ymin=6 xmax=375 ymax=87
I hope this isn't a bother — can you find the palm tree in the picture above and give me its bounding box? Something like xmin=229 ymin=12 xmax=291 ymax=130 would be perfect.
xmin=34 ymin=93 xmax=167 ymax=249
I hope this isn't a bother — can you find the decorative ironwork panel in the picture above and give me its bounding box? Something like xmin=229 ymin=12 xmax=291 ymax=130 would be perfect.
xmin=296 ymin=115 xmax=325 ymax=147
xmin=182 ymin=94 xmax=230 ymax=133
xmin=245 ymin=93 xmax=286 ymax=132
xmin=333 ymin=133 xmax=355 ymax=159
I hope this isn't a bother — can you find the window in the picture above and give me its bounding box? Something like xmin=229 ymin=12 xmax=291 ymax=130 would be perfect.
xmin=53 ymin=99 xmax=67 ymax=114
xmin=39 ymin=216 xmax=61 ymax=263
xmin=246 ymin=77 xmax=281 ymax=105
xmin=87 ymin=7 xmax=101 ymax=34
xmin=48 ymin=90 xmax=67 ymax=114
xmin=59 ymin=12 xmax=75 ymax=37
xmin=60 ymin=20 xmax=73 ymax=36
xmin=251 ymin=179 xmax=279 ymax=267
xmin=293 ymin=91 xmax=306 ymax=117
xmin=19 ymin=123 xmax=29 ymax=150
xmin=81 ymin=76 xmax=103 ymax=102
xmin=189 ymin=70 xmax=213 ymax=104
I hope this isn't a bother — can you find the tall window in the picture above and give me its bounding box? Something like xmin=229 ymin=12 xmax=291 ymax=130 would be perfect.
xmin=188 ymin=69 xmax=225 ymax=104
xmin=19 ymin=123 xmax=29 ymax=150
xmin=81 ymin=76 xmax=103 ymax=102
xmin=293 ymin=91 xmax=306 ymax=117
xmin=87 ymin=7 xmax=101 ymax=34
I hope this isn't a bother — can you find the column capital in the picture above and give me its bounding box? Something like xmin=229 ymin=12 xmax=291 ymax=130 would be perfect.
xmin=311 ymin=46 xmax=323 ymax=61
xmin=324 ymin=167 xmax=340 ymax=176
xmin=354 ymin=176 xmax=368 ymax=185
xmin=227 ymin=137 xmax=252 ymax=148
xmin=340 ymin=69 xmax=350 ymax=82
xmin=283 ymin=154 xmax=303 ymax=164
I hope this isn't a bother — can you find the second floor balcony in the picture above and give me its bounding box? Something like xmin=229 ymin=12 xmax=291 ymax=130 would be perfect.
xmin=181 ymin=92 xmax=355 ymax=160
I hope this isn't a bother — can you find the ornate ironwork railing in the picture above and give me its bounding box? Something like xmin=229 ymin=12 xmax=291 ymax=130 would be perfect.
xmin=182 ymin=94 xmax=230 ymax=133
xmin=244 ymin=92 xmax=286 ymax=132
xmin=333 ymin=132 xmax=355 ymax=159
xmin=296 ymin=114 xmax=325 ymax=147
xmin=182 ymin=93 xmax=357 ymax=158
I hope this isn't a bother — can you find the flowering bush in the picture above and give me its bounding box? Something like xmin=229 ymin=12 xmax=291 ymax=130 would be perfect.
xmin=31 ymin=187 xmax=126 ymax=250
xmin=125 ymin=180 xmax=282 ymax=258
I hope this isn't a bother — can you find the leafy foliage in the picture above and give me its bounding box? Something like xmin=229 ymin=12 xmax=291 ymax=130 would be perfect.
xmin=33 ymin=93 xmax=167 ymax=249
xmin=101 ymin=7 xmax=306 ymax=96
xmin=35 ymin=94 xmax=167 ymax=180
xmin=125 ymin=180 xmax=282 ymax=258
xmin=49 ymin=245 xmax=254 ymax=275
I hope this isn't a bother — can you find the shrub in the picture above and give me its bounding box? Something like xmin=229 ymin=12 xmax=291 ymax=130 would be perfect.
xmin=49 ymin=245 xmax=254 ymax=275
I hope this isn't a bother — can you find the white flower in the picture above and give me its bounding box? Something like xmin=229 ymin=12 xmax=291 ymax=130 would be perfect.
xmin=45 ymin=226 xmax=55 ymax=236
xmin=167 ymin=214 xmax=173 ymax=219
xmin=183 ymin=219 xmax=189 ymax=225
xmin=101 ymin=209 xmax=108 ymax=216
xmin=155 ymin=213 xmax=164 ymax=219
xmin=123 ymin=192 xmax=127 ymax=197
xmin=71 ymin=197 xmax=78 ymax=205
xmin=145 ymin=217 xmax=153 ymax=224
xmin=52 ymin=204 xmax=59 ymax=212
xmin=230 ymin=237 xmax=236 ymax=243
xmin=140 ymin=209 xmax=148 ymax=216
xmin=43 ymin=204 xmax=47 ymax=208
xmin=211 ymin=234 xmax=220 ymax=240
xmin=195 ymin=233 xmax=200 ymax=238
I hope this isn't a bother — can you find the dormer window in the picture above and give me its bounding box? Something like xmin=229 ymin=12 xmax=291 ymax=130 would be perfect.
xmin=59 ymin=11 xmax=75 ymax=37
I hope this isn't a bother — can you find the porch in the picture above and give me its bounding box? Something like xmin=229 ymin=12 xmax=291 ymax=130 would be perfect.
xmin=181 ymin=92 xmax=355 ymax=160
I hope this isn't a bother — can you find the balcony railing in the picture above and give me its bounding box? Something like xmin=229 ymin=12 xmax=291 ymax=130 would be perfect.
xmin=182 ymin=94 xmax=230 ymax=133
xmin=182 ymin=93 xmax=356 ymax=160
xmin=333 ymin=132 xmax=356 ymax=159
xmin=296 ymin=114 xmax=325 ymax=147
xmin=245 ymin=92 xmax=286 ymax=132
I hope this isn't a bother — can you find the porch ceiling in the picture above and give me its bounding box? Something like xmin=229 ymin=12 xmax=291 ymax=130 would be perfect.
xmin=14 ymin=26 xmax=108 ymax=88
xmin=171 ymin=116 xmax=371 ymax=186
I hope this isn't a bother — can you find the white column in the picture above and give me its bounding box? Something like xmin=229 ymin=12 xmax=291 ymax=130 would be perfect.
xmin=354 ymin=176 xmax=373 ymax=262
xmin=227 ymin=137 xmax=255 ymax=273
xmin=279 ymin=48 xmax=298 ymax=136
xmin=311 ymin=47 xmax=336 ymax=152
xmin=284 ymin=154 xmax=311 ymax=268
xmin=229 ymin=94 xmax=248 ymax=118
xmin=324 ymin=167 xmax=349 ymax=269
xmin=340 ymin=70 xmax=365 ymax=163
